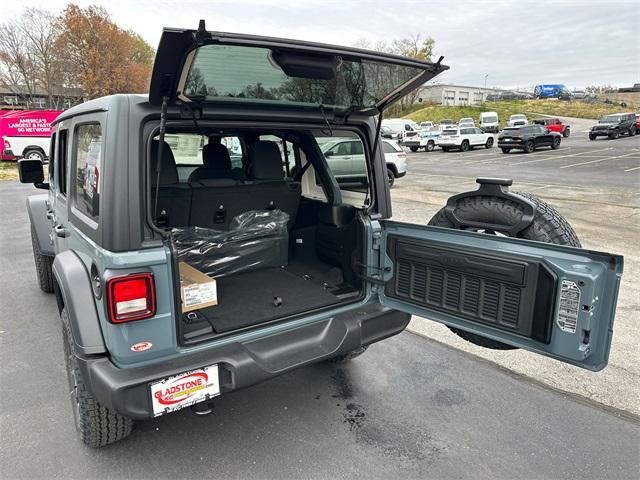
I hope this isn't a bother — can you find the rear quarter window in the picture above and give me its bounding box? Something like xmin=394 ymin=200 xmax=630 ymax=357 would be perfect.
xmin=73 ymin=123 xmax=102 ymax=220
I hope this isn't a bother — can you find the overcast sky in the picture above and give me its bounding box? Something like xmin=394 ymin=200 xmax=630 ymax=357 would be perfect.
xmin=5 ymin=0 xmax=639 ymax=90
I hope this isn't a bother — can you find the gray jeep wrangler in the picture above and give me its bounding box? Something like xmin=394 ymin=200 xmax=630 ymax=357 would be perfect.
xmin=19 ymin=24 xmax=623 ymax=447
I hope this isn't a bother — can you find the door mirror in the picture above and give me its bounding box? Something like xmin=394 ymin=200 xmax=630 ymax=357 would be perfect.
xmin=324 ymin=150 xmax=334 ymax=157
xmin=18 ymin=159 xmax=49 ymax=189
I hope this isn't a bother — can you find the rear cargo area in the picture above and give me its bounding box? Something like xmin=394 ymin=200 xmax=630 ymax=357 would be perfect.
xmin=174 ymin=207 xmax=364 ymax=343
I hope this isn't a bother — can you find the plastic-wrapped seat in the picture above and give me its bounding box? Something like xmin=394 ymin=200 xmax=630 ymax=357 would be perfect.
xmin=173 ymin=209 xmax=290 ymax=278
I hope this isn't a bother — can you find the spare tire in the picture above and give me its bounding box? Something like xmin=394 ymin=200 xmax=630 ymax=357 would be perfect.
xmin=427 ymin=191 xmax=581 ymax=350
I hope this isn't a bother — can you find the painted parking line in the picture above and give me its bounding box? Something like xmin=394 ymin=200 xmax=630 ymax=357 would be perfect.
xmin=511 ymin=147 xmax=612 ymax=165
xmin=623 ymin=166 xmax=640 ymax=172
xmin=560 ymin=151 xmax=640 ymax=169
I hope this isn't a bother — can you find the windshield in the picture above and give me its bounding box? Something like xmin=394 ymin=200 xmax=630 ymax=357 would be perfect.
xmin=510 ymin=115 xmax=526 ymax=120
xmin=181 ymin=44 xmax=427 ymax=109
xmin=482 ymin=116 xmax=498 ymax=123
xmin=459 ymin=118 xmax=472 ymax=123
xmin=599 ymin=115 xmax=621 ymax=123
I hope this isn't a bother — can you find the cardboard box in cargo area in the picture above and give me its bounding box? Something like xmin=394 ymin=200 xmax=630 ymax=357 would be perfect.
xmin=179 ymin=262 xmax=217 ymax=312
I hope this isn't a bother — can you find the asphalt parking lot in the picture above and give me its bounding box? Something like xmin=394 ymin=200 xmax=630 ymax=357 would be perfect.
xmin=0 ymin=182 xmax=637 ymax=478
xmin=390 ymin=116 xmax=640 ymax=415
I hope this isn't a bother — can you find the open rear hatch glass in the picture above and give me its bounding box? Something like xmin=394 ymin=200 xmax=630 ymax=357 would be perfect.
xmin=149 ymin=24 xmax=448 ymax=114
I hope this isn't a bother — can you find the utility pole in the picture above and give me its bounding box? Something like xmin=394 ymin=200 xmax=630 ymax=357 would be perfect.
xmin=484 ymin=74 xmax=488 ymax=89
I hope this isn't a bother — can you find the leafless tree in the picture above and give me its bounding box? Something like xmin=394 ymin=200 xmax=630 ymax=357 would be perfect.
xmin=0 ymin=8 xmax=65 ymax=108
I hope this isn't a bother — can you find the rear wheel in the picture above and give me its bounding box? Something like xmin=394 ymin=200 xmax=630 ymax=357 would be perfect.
xmin=629 ymin=126 xmax=637 ymax=137
xmin=24 ymin=149 xmax=45 ymax=161
xmin=460 ymin=140 xmax=470 ymax=152
xmin=524 ymin=140 xmax=535 ymax=153
xmin=562 ymin=127 xmax=570 ymax=137
xmin=589 ymin=134 xmax=596 ymax=140
xmin=387 ymin=168 xmax=395 ymax=188
xmin=551 ymin=136 xmax=561 ymax=149
xmin=30 ymin=227 xmax=54 ymax=293
xmin=62 ymin=309 xmax=133 ymax=447
xmin=609 ymin=130 xmax=619 ymax=139
xmin=427 ymin=192 xmax=581 ymax=350
xmin=501 ymin=147 xmax=511 ymax=154
xmin=425 ymin=141 xmax=435 ymax=152
xmin=485 ymin=137 xmax=494 ymax=148
xmin=410 ymin=146 xmax=419 ymax=152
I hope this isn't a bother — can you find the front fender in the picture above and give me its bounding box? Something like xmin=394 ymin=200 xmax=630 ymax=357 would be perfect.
xmin=26 ymin=194 xmax=54 ymax=256
xmin=53 ymin=251 xmax=106 ymax=355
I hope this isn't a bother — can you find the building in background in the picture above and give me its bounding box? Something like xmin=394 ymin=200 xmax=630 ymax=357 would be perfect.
xmin=413 ymin=84 xmax=533 ymax=106
xmin=413 ymin=84 xmax=499 ymax=106
xmin=0 ymin=84 xmax=84 ymax=110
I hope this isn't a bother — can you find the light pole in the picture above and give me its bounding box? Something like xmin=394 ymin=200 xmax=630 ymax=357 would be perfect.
xmin=484 ymin=74 xmax=488 ymax=89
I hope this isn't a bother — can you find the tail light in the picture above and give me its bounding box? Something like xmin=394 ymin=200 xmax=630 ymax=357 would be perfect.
xmin=398 ymin=152 xmax=407 ymax=158
xmin=107 ymin=273 xmax=156 ymax=323
xmin=3 ymin=138 xmax=10 ymax=149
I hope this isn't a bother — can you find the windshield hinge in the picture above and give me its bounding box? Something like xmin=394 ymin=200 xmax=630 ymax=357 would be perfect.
xmin=193 ymin=19 xmax=212 ymax=45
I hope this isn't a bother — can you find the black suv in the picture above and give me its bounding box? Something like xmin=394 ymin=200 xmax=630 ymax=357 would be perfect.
xmin=589 ymin=113 xmax=637 ymax=140
xmin=498 ymin=125 xmax=562 ymax=153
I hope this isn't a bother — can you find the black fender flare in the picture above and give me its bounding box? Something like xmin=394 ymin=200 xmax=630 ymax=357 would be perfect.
xmin=52 ymin=251 xmax=106 ymax=355
xmin=26 ymin=194 xmax=55 ymax=256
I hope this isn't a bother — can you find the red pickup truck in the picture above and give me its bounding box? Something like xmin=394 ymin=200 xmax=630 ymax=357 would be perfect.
xmin=533 ymin=118 xmax=570 ymax=137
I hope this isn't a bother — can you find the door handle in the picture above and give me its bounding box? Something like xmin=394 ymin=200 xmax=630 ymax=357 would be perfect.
xmin=46 ymin=210 xmax=54 ymax=221
xmin=54 ymin=225 xmax=69 ymax=238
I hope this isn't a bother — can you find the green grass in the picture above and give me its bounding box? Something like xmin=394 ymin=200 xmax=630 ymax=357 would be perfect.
xmin=0 ymin=161 xmax=19 ymax=181
xmin=0 ymin=161 xmax=47 ymax=181
xmin=404 ymin=100 xmax=628 ymax=127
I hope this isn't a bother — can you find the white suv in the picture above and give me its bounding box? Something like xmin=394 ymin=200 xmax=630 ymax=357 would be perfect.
xmin=507 ymin=114 xmax=528 ymax=127
xmin=437 ymin=127 xmax=495 ymax=152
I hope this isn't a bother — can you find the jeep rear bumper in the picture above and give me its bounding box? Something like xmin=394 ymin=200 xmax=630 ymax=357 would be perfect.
xmin=77 ymin=303 xmax=410 ymax=419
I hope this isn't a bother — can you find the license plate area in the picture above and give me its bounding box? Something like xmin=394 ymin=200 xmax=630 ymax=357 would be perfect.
xmin=150 ymin=364 xmax=220 ymax=417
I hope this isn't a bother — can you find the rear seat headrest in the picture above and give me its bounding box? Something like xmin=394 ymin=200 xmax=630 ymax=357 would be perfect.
xmin=150 ymin=140 xmax=178 ymax=185
xmin=249 ymin=141 xmax=284 ymax=180
xmin=203 ymin=143 xmax=232 ymax=171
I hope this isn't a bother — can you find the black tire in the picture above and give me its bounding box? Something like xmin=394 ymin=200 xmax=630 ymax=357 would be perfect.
xmin=410 ymin=146 xmax=419 ymax=152
xmin=485 ymin=137 xmax=494 ymax=148
xmin=551 ymin=136 xmax=561 ymax=149
xmin=629 ymin=126 xmax=637 ymax=137
xmin=23 ymin=149 xmax=45 ymax=161
xmin=609 ymin=130 xmax=619 ymax=139
xmin=425 ymin=141 xmax=435 ymax=152
xmin=30 ymin=227 xmax=54 ymax=293
xmin=328 ymin=346 xmax=368 ymax=363
xmin=589 ymin=134 xmax=596 ymax=140
xmin=524 ymin=140 xmax=535 ymax=153
xmin=442 ymin=147 xmax=451 ymax=152
xmin=427 ymin=192 xmax=581 ymax=350
xmin=563 ymin=128 xmax=570 ymax=138
xmin=62 ymin=309 xmax=133 ymax=447
xmin=387 ymin=168 xmax=395 ymax=188
xmin=460 ymin=140 xmax=470 ymax=152
xmin=501 ymin=147 xmax=511 ymax=153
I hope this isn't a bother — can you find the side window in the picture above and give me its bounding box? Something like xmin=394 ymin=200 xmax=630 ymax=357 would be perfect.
xmin=58 ymin=130 xmax=68 ymax=196
xmin=382 ymin=141 xmax=397 ymax=154
xmin=73 ymin=123 xmax=102 ymax=220
xmin=350 ymin=141 xmax=364 ymax=155
xmin=164 ymin=133 xmax=205 ymax=165
xmin=221 ymin=136 xmax=244 ymax=170
xmin=315 ymin=131 xmax=368 ymax=194
xmin=48 ymin=132 xmax=56 ymax=184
